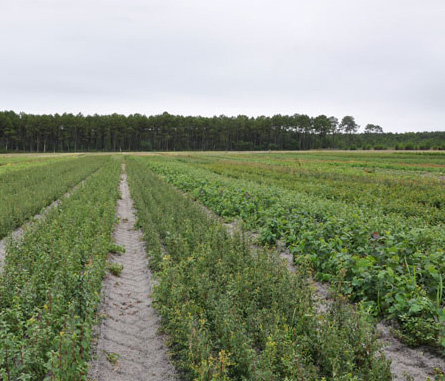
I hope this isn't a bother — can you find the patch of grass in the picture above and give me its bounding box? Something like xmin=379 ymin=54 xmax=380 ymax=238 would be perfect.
xmin=107 ymin=262 xmax=124 ymax=276
xmin=109 ymin=244 xmax=125 ymax=255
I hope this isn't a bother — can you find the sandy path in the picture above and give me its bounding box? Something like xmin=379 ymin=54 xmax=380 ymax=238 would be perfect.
xmin=88 ymin=166 xmax=176 ymax=381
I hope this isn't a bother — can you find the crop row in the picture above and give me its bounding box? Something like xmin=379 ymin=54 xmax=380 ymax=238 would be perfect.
xmin=179 ymin=153 xmax=444 ymax=224
xmin=139 ymin=155 xmax=445 ymax=348
xmin=125 ymin=157 xmax=391 ymax=380
xmin=0 ymin=155 xmax=110 ymax=240
xmin=0 ymin=156 xmax=121 ymax=379
xmin=0 ymin=155 xmax=73 ymax=175
xmin=205 ymin=151 xmax=445 ymax=173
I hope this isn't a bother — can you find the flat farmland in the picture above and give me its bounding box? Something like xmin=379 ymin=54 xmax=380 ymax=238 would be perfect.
xmin=143 ymin=151 xmax=444 ymax=343
xmin=0 ymin=151 xmax=443 ymax=380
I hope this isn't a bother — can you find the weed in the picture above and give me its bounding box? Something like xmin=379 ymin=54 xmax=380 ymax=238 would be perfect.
xmin=107 ymin=262 xmax=124 ymax=276
xmin=109 ymin=244 xmax=125 ymax=255
xmin=105 ymin=351 xmax=120 ymax=365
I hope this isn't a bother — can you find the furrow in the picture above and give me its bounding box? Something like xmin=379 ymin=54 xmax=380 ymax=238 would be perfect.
xmin=88 ymin=165 xmax=176 ymax=381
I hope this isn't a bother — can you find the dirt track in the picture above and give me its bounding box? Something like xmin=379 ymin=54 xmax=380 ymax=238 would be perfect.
xmin=88 ymin=166 xmax=176 ymax=381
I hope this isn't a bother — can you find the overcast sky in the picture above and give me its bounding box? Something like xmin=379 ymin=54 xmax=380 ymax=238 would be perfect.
xmin=1 ymin=0 xmax=444 ymax=132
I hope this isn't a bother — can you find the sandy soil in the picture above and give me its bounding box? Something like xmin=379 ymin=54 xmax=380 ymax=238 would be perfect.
xmin=377 ymin=323 xmax=445 ymax=380
xmin=88 ymin=166 xmax=176 ymax=381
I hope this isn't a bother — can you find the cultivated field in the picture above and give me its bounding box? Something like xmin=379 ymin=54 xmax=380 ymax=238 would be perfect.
xmin=0 ymin=151 xmax=443 ymax=380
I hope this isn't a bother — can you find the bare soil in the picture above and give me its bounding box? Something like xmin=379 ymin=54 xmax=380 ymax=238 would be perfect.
xmin=377 ymin=323 xmax=445 ymax=380
xmin=88 ymin=166 xmax=176 ymax=381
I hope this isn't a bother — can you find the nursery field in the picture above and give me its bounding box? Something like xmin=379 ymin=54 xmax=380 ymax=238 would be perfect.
xmin=0 ymin=151 xmax=443 ymax=380
xmin=0 ymin=154 xmax=108 ymax=240
xmin=141 ymin=151 xmax=445 ymax=347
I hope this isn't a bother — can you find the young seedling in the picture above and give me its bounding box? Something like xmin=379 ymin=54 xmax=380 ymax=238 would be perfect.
xmin=105 ymin=351 xmax=120 ymax=366
xmin=107 ymin=262 xmax=124 ymax=276
xmin=109 ymin=244 xmax=125 ymax=256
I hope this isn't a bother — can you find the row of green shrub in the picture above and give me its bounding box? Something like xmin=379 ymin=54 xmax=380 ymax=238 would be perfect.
xmin=0 ymin=156 xmax=121 ymax=379
xmin=195 ymin=157 xmax=443 ymax=225
xmin=0 ymin=155 xmax=109 ymax=239
xmin=126 ymin=156 xmax=391 ymax=380
xmin=0 ymin=155 xmax=72 ymax=175
xmin=348 ymin=144 xmax=445 ymax=150
xmin=141 ymin=155 xmax=445 ymax=348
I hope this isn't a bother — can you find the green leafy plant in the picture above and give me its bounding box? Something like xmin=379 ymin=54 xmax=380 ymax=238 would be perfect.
xmin=140 ymin=152 xmax=444 ymax=348
xmin=109 ymin=244 xmax=125 ymax=255
xmin=105 ymin=351 xmax=119 ymax=365
xmin=126 ymin=157 xmax=392 ymax=380
xmin=0 ymin=155 xmax=109 ymax=239
xmin=0 ymin=157 xmax=121 ymax=379
xmin=106 ymin=262 xmax=124 ymax=276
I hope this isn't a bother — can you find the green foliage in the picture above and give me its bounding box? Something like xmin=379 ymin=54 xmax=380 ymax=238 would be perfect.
xmin=0 ymin=155 xmax=108 ymax=240
xmin=340 ymin=115 xmax=359 ymax=134
xmin=0 ymin=157 xmax=121 ymax=379
xmin=105 ymin=351 xmax=119 ymax=365
xmin=108 ymin=244 xmax=125 ymax=255
xmin=106 ymin=262 xmax=124 ymax=276
xmin=126 ymin=157 xmax=391 ymax=380
xmin=141 ymin=152 xmax=445 ymax=348
xmin=1 ymin=110 xmax=444 ymax=152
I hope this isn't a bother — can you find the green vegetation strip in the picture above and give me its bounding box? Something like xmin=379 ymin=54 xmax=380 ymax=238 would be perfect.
xmin=126 ymin=157 xmax=391 ymax=380
xmin=0 ymin=155 xmax=110 ymax=240
xmin=0 ymin=155 xmax=75 ymax=175
xmin=193 ymin=154 xmax=444 ymax=224
xmin=0 ymin=156 xmax=121 ymax=379
xmin=139 ymin=154 xmax=445 ymax=348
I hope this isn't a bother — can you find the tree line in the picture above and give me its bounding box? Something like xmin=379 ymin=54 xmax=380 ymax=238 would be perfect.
xmin=0 ymin=110 xmax=443 ymax=152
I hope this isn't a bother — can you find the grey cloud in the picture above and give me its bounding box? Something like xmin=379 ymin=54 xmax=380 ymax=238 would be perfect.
xmin=1 ymin=0 xmax=444 ymax=132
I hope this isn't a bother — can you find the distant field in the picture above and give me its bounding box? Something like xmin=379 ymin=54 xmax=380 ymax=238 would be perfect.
xmin=0 ymin=151 xmax=443 ymax=379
